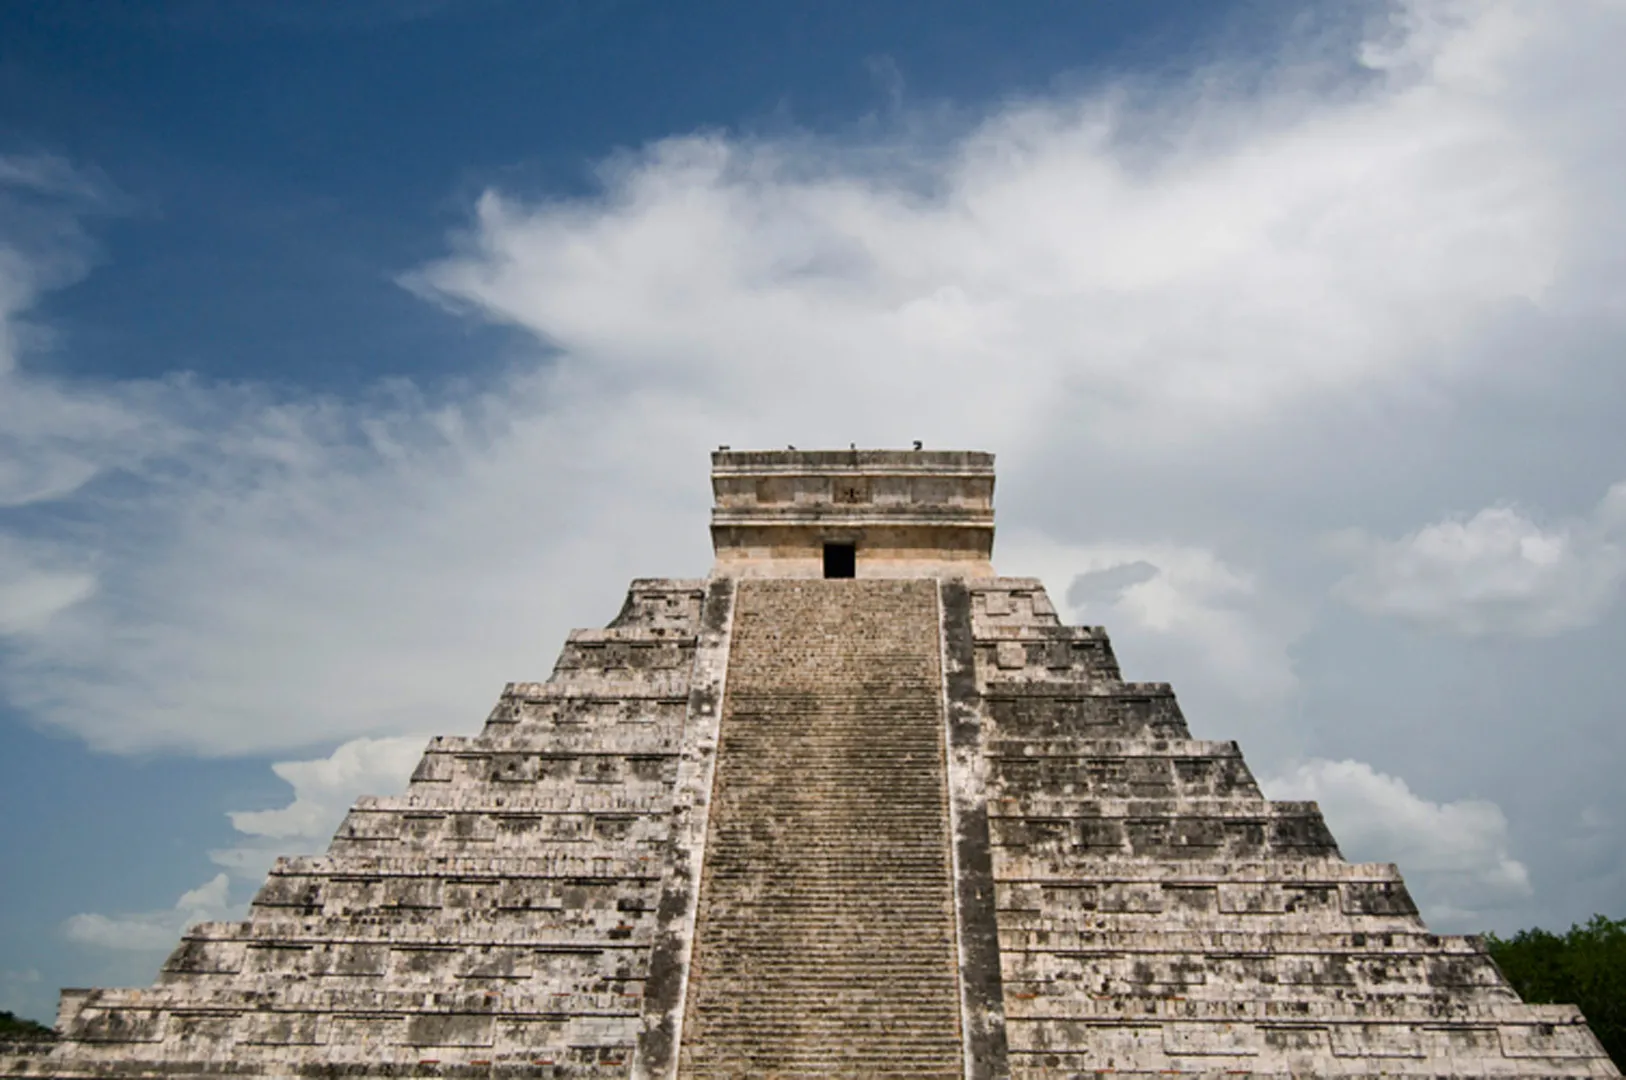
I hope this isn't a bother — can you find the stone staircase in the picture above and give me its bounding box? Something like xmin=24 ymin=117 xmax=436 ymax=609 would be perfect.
xmin=678 ymin=579 xmax=964 ymax=1079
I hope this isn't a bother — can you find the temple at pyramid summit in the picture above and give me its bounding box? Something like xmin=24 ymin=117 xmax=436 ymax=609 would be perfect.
xmin=8 ymin=448 xmax=1618 ymax=1078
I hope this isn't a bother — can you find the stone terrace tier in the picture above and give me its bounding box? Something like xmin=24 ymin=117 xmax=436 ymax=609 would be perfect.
xmin=947 ymin=578 xmax=1617 ymax=1079
xmin=14 ymin=579 xmax=730 ymax=1080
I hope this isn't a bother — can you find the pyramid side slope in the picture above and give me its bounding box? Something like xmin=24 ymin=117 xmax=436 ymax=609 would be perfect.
xmin=954 ymin=577 xmax=1618 ymax=1078
xmin=18 ymin=579 xmax=719 ymax=1080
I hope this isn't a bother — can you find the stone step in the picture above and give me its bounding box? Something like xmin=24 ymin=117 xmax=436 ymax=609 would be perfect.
xmin=995 ymin=927 xmax=1489 ymax=952
xmin=1005 ymin=998 xmax=1590 ymax=1023
xmin=264 ymin=852 xmax=665 ymax=877
xmin=676 ymin=579 xmax=963 ymax=1079
xmin=988 ymin=737 xmax=1245 ymax=756
xmin=990 ymin=853 xmax=1409 ymax=884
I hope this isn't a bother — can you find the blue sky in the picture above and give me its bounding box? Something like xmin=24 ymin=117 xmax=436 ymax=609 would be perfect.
xmin=4 ymin=0 xmax=1240 ymax=390
xmin=4 ymin=0 xmax=1626 ymax=1024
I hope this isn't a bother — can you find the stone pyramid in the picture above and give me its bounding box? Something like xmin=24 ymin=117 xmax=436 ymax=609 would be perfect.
xmin=8 ymin=449 xmax=1616 ymax=1079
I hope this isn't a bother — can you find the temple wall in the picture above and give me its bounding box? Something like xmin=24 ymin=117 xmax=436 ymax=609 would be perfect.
xmin=712 ymin=524 xmax=994 ymax=578
xmin=708 ymin=448 xmax=996 ymax=580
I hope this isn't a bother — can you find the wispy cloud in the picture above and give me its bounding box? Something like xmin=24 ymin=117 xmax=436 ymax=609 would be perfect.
xmin=0 ymin=157 xmax=189 ymax=509
xmin=0 ymin=6 xmax=1620 ymax=952
xmin=0 ymin=536 xmax=95 ymax=637
xmin=0 ymin=155 xmax=107 ymax=202
xmin=62 ymin=874 xmax=233 ymax=953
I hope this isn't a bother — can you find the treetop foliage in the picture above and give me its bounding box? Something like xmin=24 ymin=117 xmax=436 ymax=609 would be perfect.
xmin=0 ymin=1009 xmax=54 ymax=1041
xmin=1486 ymin=913 xmax=1625 ymax=1069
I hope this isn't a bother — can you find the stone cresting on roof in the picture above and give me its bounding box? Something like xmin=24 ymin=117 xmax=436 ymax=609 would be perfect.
xmin=8 ymin=448 xmax=1618 ymax=1080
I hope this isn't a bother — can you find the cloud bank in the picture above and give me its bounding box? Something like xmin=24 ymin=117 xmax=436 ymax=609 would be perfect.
xmin=1331 ymin=482 xmax=1626 ymax=636
xmin=9 ymin=0 xmax=1618 ymax=755
xmin=4 ymin=0 xmax=1626 ymax=936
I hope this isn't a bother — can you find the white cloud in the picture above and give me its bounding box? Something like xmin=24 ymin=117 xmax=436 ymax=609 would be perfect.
xmin=1331 ymin=482 xmax=1626 ymax=636
xmin=417 ymin=65 xmax=1552 ymax=452
xmin=59 ymin=737 xmax=425 ymax=961
xmin=228 ymin=735 xmax=425 ymax=840
xmin=0 ymin=157 xmax=185 ymax=510
xmin=62 ymin=874 xmax=233 ymax=953
xmin=1264 ymin=758 xmax=1530 ymax=928
xmin=0 ymin=154 xmax=104 ymax=201
xmin=213 ymin=736 xmax=427 ymax=880
xmin=0 ymin=0 xmax=1621 ymax=770
xmin=0 ymin=537 xmax=95 ymax=637
xmin=1001 ymin=534 xmax=1301 ymax=704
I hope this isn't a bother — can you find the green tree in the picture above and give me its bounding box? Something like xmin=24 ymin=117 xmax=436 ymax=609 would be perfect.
xmin=1486 ymin=914 xmax=1626 ymax=1068
xmin=0 ymin=1009 xmax=54 ymax=1041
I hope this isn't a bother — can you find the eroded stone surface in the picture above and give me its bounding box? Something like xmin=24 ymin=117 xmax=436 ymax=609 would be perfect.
xmin=676 ymin=579 xmax=963 ymax=1078
xmin=13 ymin=449 xmax=1618 ymax=1080
xmin=958 ymin=576 xmax=1617 ymax=1078
xmin=15 ymin=580 xmax=718 ymax=1079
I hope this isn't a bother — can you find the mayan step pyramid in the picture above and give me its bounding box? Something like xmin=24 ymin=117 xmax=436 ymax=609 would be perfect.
xmin=8 ymin=449 xmax=1616 ymax=1079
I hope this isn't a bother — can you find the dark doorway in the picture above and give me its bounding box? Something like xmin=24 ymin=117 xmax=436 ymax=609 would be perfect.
xmin=823 ymin=543 xmax=856 ymax=579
